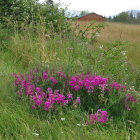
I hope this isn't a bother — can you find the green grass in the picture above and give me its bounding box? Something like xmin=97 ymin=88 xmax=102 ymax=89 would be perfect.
xmin=0 ymin=24 xmax=140 ymax=139
xmin=1 ymin=76 xmax=140 ymax=140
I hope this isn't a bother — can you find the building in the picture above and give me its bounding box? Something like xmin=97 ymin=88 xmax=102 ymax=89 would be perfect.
xmin=77 ymin=13 xmax=106 ymax=22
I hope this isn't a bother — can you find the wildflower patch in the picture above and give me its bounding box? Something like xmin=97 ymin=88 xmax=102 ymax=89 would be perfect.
xmin=12 ymin=68 xmax=139 ymax=124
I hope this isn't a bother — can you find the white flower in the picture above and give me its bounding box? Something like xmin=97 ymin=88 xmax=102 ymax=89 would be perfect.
xmin=122 ymin=51 xmax=127 ymax=55
xmin=77 ymin=124 xmax=81 ymax=126
xmin=82 ymin=124 xmax=87 ymax=126
xmin=61 ymin=118 xmax=65 ymax=121
xmin=61 ymin=131 xmax=64 ymax=134
xmin=33 ymin=133 xmax=39 ymax=136
xmin=99 ymin=45 xmax=103 ymax=49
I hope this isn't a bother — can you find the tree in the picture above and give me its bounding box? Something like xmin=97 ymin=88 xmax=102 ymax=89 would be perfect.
xmin=79 ymin=10 xmax=89 ymax=17
xmin=46 ymin=0 xmax=54 ymax=6
xmin=111 ymin=10 xmax=140 ymax=24
xmin=0 ymin=0 xmax=71 ymax=34
xmin=0 ymin=0 xmax=41 ymax=27
xmin=137 ymin=12 xmax=140 ymax=19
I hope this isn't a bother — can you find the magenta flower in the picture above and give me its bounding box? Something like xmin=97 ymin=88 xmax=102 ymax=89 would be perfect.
xmin=73 ymin=85 xmax=81 ymax=91
xmin=50 ymin=77 xmax=58 ymax=84
xmin=33 ymin=95 xmax=43 ymax=106
xmin=126 ymin=94 xmax=138 ymax=103
xmin=125 ymin=94 xmax=138 ymax=111
xmin=32 ymin=105 xmax=36 ymax=109
xmin=88 ymin=114 xmax=97 ymax=124
xmin=47 ymin=88 xmax=53 ymax=94
xmin=57 ymin=72 xmax=66 ymax=78
xmin=111 ymin=82 xmax=126 ymax=90
xmin=96 ymin=109 xmax=108 ymax=123
xmin=42 ymin=72 xmax=48 ymax=80
xmin=76 ymin=97 xmax=81 ymax=104
xmin=21 ymin=80 xmax=27 ymax=88
xmin=87 ymin=109 xmax=108 ymax=125
xmin=35 ymin=100 xmax=43 ymax=106
xmin=26 ymin=83 xmax=35 ymax=95
xmin=67 ymin=93 xmax=73 ymax=99
xmin=44 ymin=101 xmax=52 ymax=111
xmin=36 ymin=87 xmax=42 ymax=93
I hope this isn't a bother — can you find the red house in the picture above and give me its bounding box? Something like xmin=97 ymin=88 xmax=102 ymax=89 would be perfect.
xmin=77 ymin=12 xmax=106 ymax=22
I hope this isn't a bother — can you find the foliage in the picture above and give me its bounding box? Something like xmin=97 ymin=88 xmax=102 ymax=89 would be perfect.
xmin=0 ymin=0 xmax=71 ymax=34
xmin=41 ymin=1 xmax=71 ymax=35
xmin=109 ymin=10 xmax=140 ymax=24
xmin=0 ymin=11 xmax=140 ymax=139
xmin=79 ymin=10 xmax=90 ymax=17
xmin=12 ymin=67 xmax=139 ymax=121
xmin=0 ymin=0 xmax=40 ymax=27
xmin=74 ymin=21 xmax=105 ymax=43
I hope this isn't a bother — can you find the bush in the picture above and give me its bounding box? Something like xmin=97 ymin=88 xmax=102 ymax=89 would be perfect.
xmin=12 ymin=68 xmax=139 ymax=121
xmin=0 ymin=0 xmax=71 ymax=34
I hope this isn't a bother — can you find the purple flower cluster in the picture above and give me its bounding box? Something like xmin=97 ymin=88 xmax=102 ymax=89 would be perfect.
xmin=50 ymin=77 xmax=58 ymax=84
xmin=125 ymin=93 xmax=138 ymax=111
xmin=87 ymin=109 xmax=108 ymax=124
xmin=69 ymin=74 xmax=126 ymax=92
xmin=13 ymin=69 xmax=139 ymax=124
xmin=42 ymin=72 xmax=48 ymax=80
xmin=12 ymin=72 xmax=80 ymax=111
xmin=126 ymin=94 xmax=138 ymax=103
xmin=57 ymin=72 xmax=66 ymax=78
xmin=69 ymin=74 xmax=108 ymax=92
xmin=111 ymin=82 xmax=126 ymax=90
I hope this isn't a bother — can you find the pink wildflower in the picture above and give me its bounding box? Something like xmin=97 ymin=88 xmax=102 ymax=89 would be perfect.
xmin=44 ymin=101 xmax=52 ymax=111
xmin=42 ymin=72 xmax=48 ymax=80
xmin=126 ymin=94 xmax=138 ymax=103
xmin=32 ymin=105 xmax=36 ymax=109
xmin=111 ymin=82 xmax=126 ymax=90
xmin=50 ymin=77 xmax=58 ymax=84
xmin=73 ymin=85 xmax=81 ymax=91
xmin=87 ymin=109 xmax=108 ymax=125
xmin=76 ymin=97 xmax=81 ymax=104
xmin=57 ymin=72 xmax=66 ymax=78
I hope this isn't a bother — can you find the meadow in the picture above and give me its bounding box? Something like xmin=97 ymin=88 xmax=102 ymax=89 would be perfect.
xmin=76 ymin=21 xmax=140 ymax=68
xmin=0 ymin=21 xmax=140 ymax=140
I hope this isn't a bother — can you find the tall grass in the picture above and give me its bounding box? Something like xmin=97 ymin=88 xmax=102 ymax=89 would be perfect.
xmin=0 ymin=22 xmax=140 ymax=139
xmin=76 ymin=21 xmax=140 ymax=68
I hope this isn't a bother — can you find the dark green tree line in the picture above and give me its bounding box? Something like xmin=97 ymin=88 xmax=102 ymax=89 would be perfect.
xmin=108 ymin=10 xmax=140 ymax=24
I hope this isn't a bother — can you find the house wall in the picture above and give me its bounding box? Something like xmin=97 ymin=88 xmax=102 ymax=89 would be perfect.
xmin=78 ymin=13 xmax=106 ymax=22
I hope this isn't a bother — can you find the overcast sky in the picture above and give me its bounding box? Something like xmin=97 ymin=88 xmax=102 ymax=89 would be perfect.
xmin=40 ymin=0 xmax=140 ymax=17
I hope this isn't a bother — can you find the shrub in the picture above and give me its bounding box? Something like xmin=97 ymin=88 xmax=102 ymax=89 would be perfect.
xmin=12 ymin=68 xmax=139 ymax=121
xmin=0 ymin=0 xmax=71 ymax=35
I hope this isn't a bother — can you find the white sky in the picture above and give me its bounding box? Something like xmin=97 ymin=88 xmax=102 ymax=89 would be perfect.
xmin=40 ymin=0 xmax=140 ymax=17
